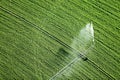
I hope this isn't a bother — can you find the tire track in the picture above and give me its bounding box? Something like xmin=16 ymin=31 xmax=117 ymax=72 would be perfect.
xmin=45 ymin=0 xmax=120 ymax=45
xmin=50 ymin=44 xmax=116 ymax=80
xmin=0 ymin=5 xmax=69 ymax=49
xmin=49 ymin=44 xmax=94 ymax=80
xmin=63 ymin=1 xmax=120 ymax=52
xmin=0 ymin=9 xmax=77 ymax=77
xmin=27 ymin=0 xmax=75 ymax=34
xmin=95 ymin=40 xmax=120 ymax=63
xmin=4 ymin=0 xmax=73 ymax=42
xmin=0 ymin=11 xmax=77 ymax=79
xmin=83 ymin=0 xmax=120 ymax=21
xmin=0 ymin=6 xmax=75 ymax=53
xmin=0 ymin=43 xmax=54 ymax=78
xmin=4 ymin=0 xmax=117 ymax=41
xmin=98 ymin=1 xmax=119 ymax=12
xmin=91 ymin=47 xmax=120 ymax=75
xmin=0 ymin=29 xmax=55 ymax=73
xmin=44 ymin=0 xmax=120 ymax=42
xmin=1 ymin=0 xmax=116 ymax=62
xmin=59 ymin=0 xmax=117 ymax=52
xmin=95 ymin=39 xmax=120 ymax=63
xmin=87 ymin=59 xmax=115 ymax=80
xmin=22 ymin=0 xmax=78 ymax=35
xmin=0 ymin=13 xmax=61 ymax=56
xmin=68 ymin=1 xmax=120 ymax=39
xmin=96 ymin=33 xmax=119 ymax=54
xmin=101 ymin=0 xmax=120 ymax=10
xmin=73 ymin=62 xmax=106 ymax=79
xmin=0 ymin=32 xmax=66 ymax=75
xmin=0 ymin=45 xmax=35 ymax=78
xmin=0 ymin=43 xmax=36 ymax=73
xmin=0 ymin=6 xmax=116 ymax=80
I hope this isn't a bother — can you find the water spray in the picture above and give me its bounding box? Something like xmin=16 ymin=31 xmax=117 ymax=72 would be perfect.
xmin=49 ymin=22 xmax=95 ymax=80
xmin=1 ymin=7 xmax=114 ymax=79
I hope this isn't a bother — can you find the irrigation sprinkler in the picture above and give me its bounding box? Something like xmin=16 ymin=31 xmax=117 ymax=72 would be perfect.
xmin=0 ymin=7 xmax=114 ymax=79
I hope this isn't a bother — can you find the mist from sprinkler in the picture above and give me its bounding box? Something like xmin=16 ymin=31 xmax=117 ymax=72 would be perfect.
xmin=49 ymin=22 xmax=95 ymax=80
xmin=71 ymin=22 xmax=94 ymax=57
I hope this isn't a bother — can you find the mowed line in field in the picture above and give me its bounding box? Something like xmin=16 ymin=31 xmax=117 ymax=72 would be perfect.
xmin=1 ymin=0 xmax=118 ymax=42
xmin=91 ymin=41 xmax=120 ymax=73
xmin=2 ymin=0 xmax=118 ymax=71
xmin=0 ymin=17 xmax=75 ymax=79
xmin=46 ymin=0 xmax=120 ymax=64
xmin=42 ymin=0 xmax=120 ymax=78
xmin=61 ymin=0 xmax=119 ymax=53
xmin=0 ymin=5 xmax=82 ymax=79
xmin=24 ymin=0 xmax=120 ymax=44
xmin=31 ymin=0 xmax=119 ymax=39
xmin=0 ymin=5 xmax=114 ymax=79
xmin=95 ymin=0 xmax=120 ymax=16
xmin=0 ymin=0 xmax=119 ymax=79
xmin=0 ymin=0 xmax=118 ymax=76
xmin=0 ymin=6 xmax=80 ymax=58
xmin=0 ymin=46 xmax=39 ymax=80
xmin=43 ymin=0 xmax=120 ymax=57
xmin=0 ymin=2 xmax=75 ymax=61
xmin=2 ymin=0 xmax=119 ymax=55
xmin=0 ymin=13 xmax=64 ymax=54
xmin=83 ymin=0 xmax=120 ymax=21
xmin=1 ymin=0 xmax=81 ymax=41
xmin=78 ymin=1 xmax=120 ymax=37
xmin=55 ymin=57 xmax=111 ymax=79
xmin=0 ymin=1 xmax=74 ymax=47
xmin=0 ymin=25 xmax=73 ymax=79
xmin=67 ymin=1 xmax=120 ymax=39
xmin=102 ymin=0 xmax=120 ymax=10
xmin=44 ymin=0 xmax=119 ymax=37
xmin=0 ymin=2 xmax=81 ymax=68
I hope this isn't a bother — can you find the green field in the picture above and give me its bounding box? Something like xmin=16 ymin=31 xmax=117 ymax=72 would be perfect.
xmin=0 ymin=0 xmax=120 ymax=80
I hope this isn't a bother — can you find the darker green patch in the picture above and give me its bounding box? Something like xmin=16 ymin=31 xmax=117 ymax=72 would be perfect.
xmin=58 ymin=48 xmax=69 ymax=56
xmin=82 ymin=57 xmax=88 ymax=61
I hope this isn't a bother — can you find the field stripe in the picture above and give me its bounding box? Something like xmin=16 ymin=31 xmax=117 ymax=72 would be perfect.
xmin=0 ymin=6 xmax=71 ymax=50
xmin=98 ymin=0 xmax=119 ymax=12
xmin=101 ymin=0 xmax=120 ymax=10
xmin=9 ymin=0 xmax=80 ymax=38
xmin=95 ymin=39 xmax=120 ymax=63
xmin=0 ymin=23 xmax=67 ymax=76
xmin=57 ymin=0 xmax=119 ymax=51
xmin=49 ymin=57 xmax=79 ymax=80
xmin=0 ymin=45 xmax=36 ymax=79
xmin=68 ymin=1 xmax=120 ymax=39
xmin=0 ymin=5 xmax=85 ymax=79
xmin=83 ymin=0 xmax=120 ymax=21
xmin=0 ymin=6 xmax=86 ymax=58
xmin=92 ymin=0 xmax=120 ymax=18
xmin=87 ymin=59 xmax=115 ymax=79
xmin=41 ymin=0 xmax=118 ymax=41
xmin=0 ymin=0 xmax=119 ymax=77
xmin=2 ymin=0 xmax=119 ymax=40
xmin=0 ymin=40 xmax=58 ymax=77
xmin=49 ymin=44 xmax=94 ymax=80
xmin=41 ymin=0 xmax=119 ymax=42
xmin=0 ymin=7 xmax=80 ymax=77
xmin=0 ymin=5 xmax=117 ymax=79
xmin=61 ymin=0 xmax=119 ymax=51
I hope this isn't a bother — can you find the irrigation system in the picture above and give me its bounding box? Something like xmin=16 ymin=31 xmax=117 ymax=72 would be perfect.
xmin=0 ymin=6 xmax=115 ymax=80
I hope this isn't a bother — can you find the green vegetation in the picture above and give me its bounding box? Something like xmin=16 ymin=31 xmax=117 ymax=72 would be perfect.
xmin=0 ymin=0 xmax=120 ymax=80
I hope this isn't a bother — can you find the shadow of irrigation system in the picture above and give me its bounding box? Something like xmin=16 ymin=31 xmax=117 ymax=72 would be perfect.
xmin=0 ymin=6 xmax=115 ymax=80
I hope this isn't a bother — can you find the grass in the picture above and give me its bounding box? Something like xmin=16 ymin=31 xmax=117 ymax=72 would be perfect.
xmin=0 ymin=0 xmax=120 ymax=80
